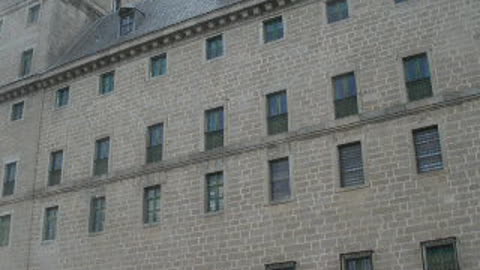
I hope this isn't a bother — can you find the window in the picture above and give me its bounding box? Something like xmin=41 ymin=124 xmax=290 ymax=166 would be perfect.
xmin=48 ymin=150 xmax=63 ymax=186
xmin=27 ymin=4 xmax=40 ymax=24
xmin=20 ymin=49 xmax=33 ymax=77
xmin=99 ymin=71 xmax=115 ymax=94
xmin=94 ymin=138 xmax=110 ymax=176
xmin=150 ymin=54 xmax=167 ymax=77
xmin=11 ymin=101 xmax=24 ymax=121
xmin=422 ymin=238 xmax=459 ymax=270
xmin=413 ymin=126 xmax=443 ymax=173
xmin=3 ymin=162 xmax=17 ymax=197
xmin=146 ymin=124 xmax=163 ymax=163
xmin=267 ymin=91 xmax=288 ymax=135
xmin=269 ymin=158 xmax=291 ymax=202
xmin=403 ymin=53 xmax=432 ymax=101
xmin=263 ymin=16 xmax=284 ymax=43
xmin=144 ymin=186 xmax=161 ymax=224
xmin=43 ymin=206 xmax=58 ymax=241
xmin=338 ymin=142 xmax=364 ymax=188
xmin=113 ymin=0 xmax=121 ymax=11
xmin=119 ymin=12 xmax=134 ymax=36
xmin=0 ymin=215 xmax=11 ymax=247
xmin=206 ymin=34 xmax=224 ymax=60
xmin=327 ymin=0 xmax=349 ymax=23
xmin=394 ymin=0 xmax=407 ymax=3
xmin=0 ymin=19 xmax=3 ymax=34
xmin=205 ymin=107 xmax=224 ymax=150
xmin=56 ymin=87 xmax=69 ymax=107
xmin=341 ymin=251 xmax=374 ymax=270
xmin=333 ymin=72 xmax=358 ymax=118
xmin=265 ymin=261 xmax=296 ymax=270
xmin=89 ymin=197 xmax=106 ymax=233
xmin=206 ymin=172 xmax=224 ymax=212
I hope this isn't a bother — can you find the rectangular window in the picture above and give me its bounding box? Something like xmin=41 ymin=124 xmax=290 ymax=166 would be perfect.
xmin=0 ymin=215 xmax=11 ymax=247
xmin=27 ymin=4 xmax=40 ymax=24
xmin=146 ymin=124 xmax=163 ymax=163
xmin=338 ymin=142 xmax=365 ymax=188
xmin=333 ymin=72 xmax=358 ymax=118
xmin=48 ymin=150 xmax=63 ymax=186
xmin=20 ymin=49 xmax=33 ymax=77
xmin=206 ymin=172 xmax=224 ymax=212
xmin=267 ymin=91 xmax=288 ymax=135
xmin=395 ymin=0 xmax=407 ymax=3
xmin=265 ymin=261 xmax=296 ymax=270
xmin=403 ymin=53 xmax=432 ymax=101
xmin=94 ymin=138 xmax=110 ymax=176
xmin=144 ymin=185 xmax=161 ymax=224
xmin=3 ymin=162 xmax=17 ymax=197
xmin=423 ymin=238 xmax=459 ymax=270
xmin=120 ymin=12 xmax=134 ymax=36
xmin=43 ymin=206 xmax=58 ymax=241
xmin=56 ymin=87 xmax=69 ymax=108
xmin=99 ymin=71 xmax=115 ymax=95
xmin=205 ymin=107 xmax=224 ymax=150
xmin=11 ymin=101 xmax=24 ymax=121
xmin=89 ymin=197 xmax=106 ymax=233
xmin=206 ymin=34 xmax=224 ymax=60
xmin=150 ymin=54 xmax=167 ymax=77
xmin=413 ymin=126 xmax=443 ymax=173
xmin=0 ymin=19 xmax=3 ymax=34
xmin=269 ymin=158 xmax=291 ymax=202
xmin=327 ymin=0 xmax=349 ymax=23
xmin=113 ymin=0 xmax=121 ymax=11
xmin=263 ymin=16 xmax=284 ymax=43
xmin=341 ymin=251 xmax=374 ymax=270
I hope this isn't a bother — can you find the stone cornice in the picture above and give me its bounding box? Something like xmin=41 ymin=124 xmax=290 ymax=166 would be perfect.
xmin=0 ymin=87 xmax=479 ymax=207
xmin=0 ymin=0 xmax=303 ymax=103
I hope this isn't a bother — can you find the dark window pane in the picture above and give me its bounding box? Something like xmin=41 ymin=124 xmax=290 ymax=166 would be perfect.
xmin=0 ymin=215 xmax=11 ymax=247
xmin=270 ymin=158 xmax=291 ymax=202
xmin=413 ymin=127 xmax=443 ymax=173
xmin=120 ymin=13 xmax=134 ymax=36
xmin=426 ymin=244 xmax=458 ymax=270
xmin=327 ymin=0 xmax=349 ymax=23
xmin=43 ymin=207 xmax=58 ymax=241
xmin=49 ymin=151 xmax=63 ymax=186
xmin=339 ymin=142 xmax=364 ymax=187
xmin=205 ymin=108 xmax=224 ymax=150
xmin=346 ymin=257 xmax=373 ymax=270
xmin=403 ymin=53 xmax=432 ymax=101
xmin=100 ymin=72 xmax=115 ymax=94
xmin=28 ymin=5 xmax=40 ymax=24
xmin=333 ymin=72 xmax=358 ymax=118
xmin=267 ymin=91 xmax=288 ymax=135
xmin=206 ymin=172 xmax=224 ymax=212
xmin=94 ymin=138 xmax=110 ymax=176
xmin=11 ymin=102 xmax=24 ymax=121
xmin=3 ymin=162 xmax=16 ymax=196
xmin=150 ymin=54 xmax=167 ymax=77
xmin=263 ymin=17 xmax=284 ymax=43
xmin=147 ymin=124 xmax=163 ymax=163
xmin=144 ymin=186 xmax=161 ymax=224
xmin=20 ymin=49 xmax=33 ymax=76
xmin=206 ymin=35 xmax=224 ymax=60
xmin=265 ymin=261 xmax=296 ymax=270
xmin=90 ymin=197 xmax=105 ymax=233
xmin=56 ymin=87 xmax=69 ymax=107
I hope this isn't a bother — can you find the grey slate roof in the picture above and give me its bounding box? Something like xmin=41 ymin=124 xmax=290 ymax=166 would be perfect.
xmin=55 ymin=0 xmax=245 ymax=67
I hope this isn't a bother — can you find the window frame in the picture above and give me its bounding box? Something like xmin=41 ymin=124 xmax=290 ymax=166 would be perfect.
xmin=268 ymin=157 xmax=292 ymax=203
xmin=337 ymin=141 xmax=365 ymax=188
xmin=421 ymin=237 xmax=460 ymax=270
xmin=0 ymin=214 xmax=12 ymax=247
xmin=0 ymin=18 xmax=4 ymax=36
xmin=143 ymin=185 xmax=161 ymax=224
xmin=332 ymin=72 xmax=359 ymax=119
xmin=26 ymin=4 xmax=41 ymax=25
xmin=149 ymin=53 xmax=168 ymax=78
xmin=99 ymin=71 xmax=115 ymax=95
xmin=10 ymin=100 xmax=25 ymax=121
xmin=262 ymin=15 xmax=285 ymax=44
xmin=326 ymin=0 xmax=350 ymax=24
xmin=205 ymin=33 xmax=225 ymax=61
xmin=55 ymin=87 xmax=70 ymax=108
xmin=412 ymin=125 xmax=443 ymax=174
xmin=146 ymin=123 xmax=164 ymax=163
xmin=42 ymin=206 xmax=58 ymax=241
xmin=119 ymin=11 xmax=135 ymax=36
xmin=340 ymin=250 xmax=374 ymax=270
xmin=265 ymin=261 xmax=296 ymax=270
xmin=89 ymin=196 xmax=106 ymax=233
xmin=2 ymin=161 xmax=18 ymax=197
xmin=266 ymin=90 xmax=288 ymax=135
xmin=402 ymin=52 xmax=433 ymax=101
xmin=19 ymin=48 xmax=34 ymax=77
xmin=205 ymin=172 xmax=224 ymax=213
xmin=93 ymin=137 xmax=110 ymax=176
xmin=204 ymin=107 xmax=225 ymax=150
xmin=48 ymin=150 xmax=64 ymax=187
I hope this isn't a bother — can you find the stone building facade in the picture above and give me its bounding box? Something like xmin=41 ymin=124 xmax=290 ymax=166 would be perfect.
xmin=0 ymin=0 xmax=479 ymax=270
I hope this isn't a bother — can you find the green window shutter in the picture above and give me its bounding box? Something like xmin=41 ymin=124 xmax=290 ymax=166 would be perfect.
xmin=269 ymin=158 xmax=290 ymax=202
xmin=338 ymin=142 xmax=365 ymax=187
xmin=413 ymin=126 xmax=443 ymax=173
xmin=206 ymin=172 xmax=224 ymax=212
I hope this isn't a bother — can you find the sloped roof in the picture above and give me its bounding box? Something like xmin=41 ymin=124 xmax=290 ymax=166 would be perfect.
xmin=55 ymin=0 xmax=244 ymax=67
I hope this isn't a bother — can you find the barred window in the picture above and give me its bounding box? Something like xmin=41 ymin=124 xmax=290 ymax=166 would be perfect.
xmin=89 ymin=197 xmax=106 ymax=233
xmin=206 ymin=34 xmax=224 ymax=60
xmin=422 ymin=238 xmax=459 ymax=270
xmin=49 ymin=150 xmax=63 ymax=186
xmin=333 ymin=72 xmax=358 ymax=118
xmin=413 ymin=126 xmax=443 ymax=173
xmin=56 ymin=87 xmax=69 ymax=108
xmin=3 ymin=162 xmax=17 ymax=197
xmin=341 ymin=251 xmax=374 ymax=270
xmin=327 ymin=0 xmax=349 ymax=23
xmin=144 ymin=186 xmax=161 ymax=224
xmin=403 ymin=53 xmax=432 ymax=101
xmin=270 ymin=158 xmax=291 ymax=202
xmin=11 ymin=101 xmax=24 ymax=121
xmin=205 ymin=107 xmax=224 ymax=150
xmin=263 ymin=16 xmax=284 ymax=43
xmin=43 ymin=206 xmax=58 ymax=241
xmin=150 ymin=54 xmax=167 ymax=77
xmin=338 ymin=142 xmax=365 ymax=188
xmin=94 ymin=138 xmax=110 ymax=176
xmin=20 ymin=49 xmax=33 ymax=77
xmin=206 ymin=172 xmax=224 ymax=212
xmin=0 ymin=215 xmax=11 ymax=247
xmin=99 ymin=71 xmax=115 ymax=94
xmin=267 ymin=91 xmax=288 ymax=135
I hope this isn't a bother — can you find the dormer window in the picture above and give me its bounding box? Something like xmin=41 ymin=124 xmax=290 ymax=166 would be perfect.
xmin=119 ymin=11 xmax=134 ymax=36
